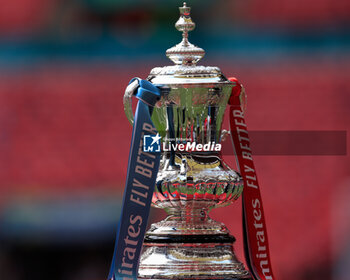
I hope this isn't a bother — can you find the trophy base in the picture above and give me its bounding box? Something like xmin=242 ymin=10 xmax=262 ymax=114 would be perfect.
xmin=138 ymin=233 xmax=251 ymax=280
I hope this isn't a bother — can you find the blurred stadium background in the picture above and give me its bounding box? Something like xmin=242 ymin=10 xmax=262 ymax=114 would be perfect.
xmin=0 ymin=0 xmax=349 ymax=279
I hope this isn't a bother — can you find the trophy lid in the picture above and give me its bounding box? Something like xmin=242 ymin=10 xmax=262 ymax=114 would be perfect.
xmin=149 ymin=3 xmax=229 ymax=85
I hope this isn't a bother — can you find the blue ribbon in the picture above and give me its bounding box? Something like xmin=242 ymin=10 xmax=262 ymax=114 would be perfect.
xmin=108 ymin=79 xmax=161 ymax=280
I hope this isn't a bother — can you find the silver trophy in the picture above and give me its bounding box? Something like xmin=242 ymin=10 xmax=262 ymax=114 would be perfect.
xmin=124 ymin=3 xmax=250 ymax=279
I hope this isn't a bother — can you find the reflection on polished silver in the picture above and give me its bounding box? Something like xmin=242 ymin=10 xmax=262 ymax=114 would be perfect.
xmin=139 ymin=245 xmax=250 ymax=279
xmin=124 ymin=2 xmax=251 ymax=279
xmin=150 ymin=65 xmax=221 ymax=76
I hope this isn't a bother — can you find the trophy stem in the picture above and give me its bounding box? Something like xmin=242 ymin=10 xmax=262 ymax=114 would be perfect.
xmin=167 ymin=207 xmax=209 ymax=223
xmin=147 ymin=205 xmax=230 ymax=237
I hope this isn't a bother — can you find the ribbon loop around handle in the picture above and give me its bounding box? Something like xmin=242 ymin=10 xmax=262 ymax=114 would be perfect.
xmin=123 ymin=78 xmax=162 ymax=125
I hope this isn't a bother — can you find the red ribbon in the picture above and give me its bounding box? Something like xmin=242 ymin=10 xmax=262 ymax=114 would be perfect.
xmin=228 ymin=77 xmax=275 ymax=280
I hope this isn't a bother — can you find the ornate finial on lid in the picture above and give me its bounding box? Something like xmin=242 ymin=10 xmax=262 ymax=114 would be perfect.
xmin=166 ymin=2 xmax=205 ymax=66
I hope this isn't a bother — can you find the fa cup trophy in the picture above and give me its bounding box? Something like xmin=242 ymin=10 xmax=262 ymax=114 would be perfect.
xmin=109 ymin=3 xmax=274 ymax=280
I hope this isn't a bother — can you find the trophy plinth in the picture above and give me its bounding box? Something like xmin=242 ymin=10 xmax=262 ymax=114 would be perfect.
xmin=123 ymin=3 xmax=251 ymax=279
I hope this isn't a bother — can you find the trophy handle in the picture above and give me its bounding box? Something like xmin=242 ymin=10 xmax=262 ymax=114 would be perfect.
xmin=123 ymin=79 xmax=140 ymax=125
xmin=221 ymin=77 xmax=246 ymax=141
